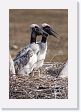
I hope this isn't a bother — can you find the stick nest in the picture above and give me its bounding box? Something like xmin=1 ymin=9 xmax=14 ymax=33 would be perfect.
xmin=9 ymin=62 xmax=68 ymax=99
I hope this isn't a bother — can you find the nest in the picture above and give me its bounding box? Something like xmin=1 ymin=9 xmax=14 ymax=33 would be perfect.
xmin=9 ymin=62 xmax=68 ymax=99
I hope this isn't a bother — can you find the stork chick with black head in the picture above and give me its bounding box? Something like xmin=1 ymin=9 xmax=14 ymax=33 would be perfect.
xmin=14 ymin=24 xmax=48 ymax=75
xmin=34 ymin=23 xmax=59 ymax=70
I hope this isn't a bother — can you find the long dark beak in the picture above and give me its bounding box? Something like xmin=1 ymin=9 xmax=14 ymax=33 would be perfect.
xmin=39 ymin=28 xmax=48 ymax=37
xmin=50 ymin=28 xmax=59 ymax=38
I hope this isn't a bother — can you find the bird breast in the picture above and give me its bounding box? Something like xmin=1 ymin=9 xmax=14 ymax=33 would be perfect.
xmin=33 ymin=42 xmax=47 ymax=70
xmin=29 ymin=43 xmax=40 ymax=54
xmin=38 ymin=42 xmax=47 ymax=59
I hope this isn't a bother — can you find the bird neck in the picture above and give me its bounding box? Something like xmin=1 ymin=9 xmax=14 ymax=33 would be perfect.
xmin=30 ymin=31 xmax=37 ymax=43
xmin=41 ymin=36 xmax=47 ymax=43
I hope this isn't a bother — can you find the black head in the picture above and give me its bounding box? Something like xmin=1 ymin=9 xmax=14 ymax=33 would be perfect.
xmin=42 ymin=23 xmax=58 ymax=38
xmin=30 ymin=24 xmax=48 ymax=36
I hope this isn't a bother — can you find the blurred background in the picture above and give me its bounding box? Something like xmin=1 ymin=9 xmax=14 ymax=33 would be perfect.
xmin=9 ymin=9 xmax=68 ymax=62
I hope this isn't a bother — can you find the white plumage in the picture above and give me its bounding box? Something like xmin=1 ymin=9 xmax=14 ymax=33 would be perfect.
xmin=14 ymin=48 xmax=37 ymax=75
xmin=9 ymin=54 xmax=15 ymax=74
xmin=34 ymin=42 xmax=47 ymax=70
xmin=59 ymin=61 xmax=68 ymax=78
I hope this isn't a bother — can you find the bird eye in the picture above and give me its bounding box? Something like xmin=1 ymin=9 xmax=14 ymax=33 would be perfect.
xmin=35 ymin=28 xmax=39 ymax=32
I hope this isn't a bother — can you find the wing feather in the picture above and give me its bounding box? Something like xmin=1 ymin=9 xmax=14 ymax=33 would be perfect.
xmin=14 ymin=46 xmax=29 ymax=61
xmin=14 ymin=49 xmax=33 ymax=74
